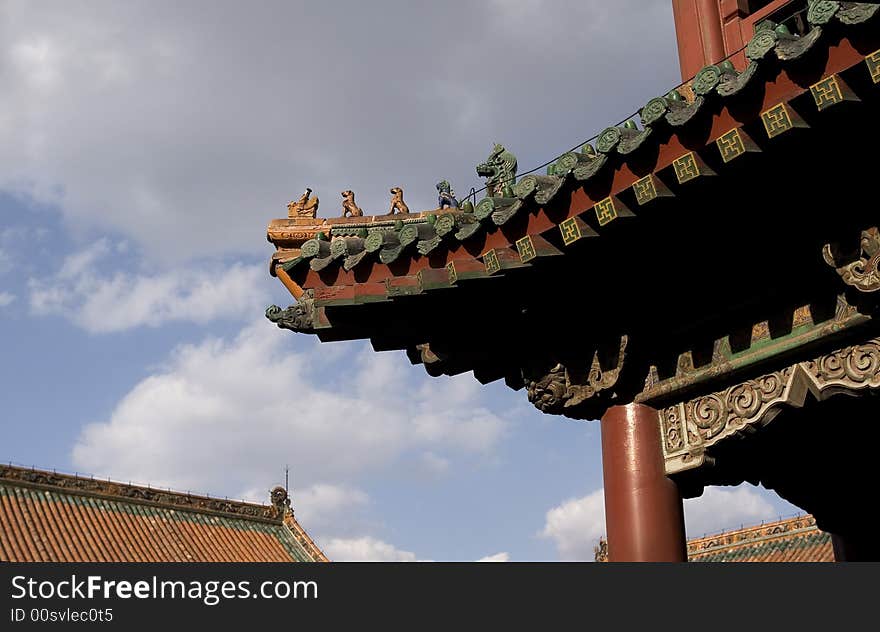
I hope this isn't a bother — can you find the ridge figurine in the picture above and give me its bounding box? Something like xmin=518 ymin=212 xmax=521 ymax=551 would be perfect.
xmin=436 ymin=180 xmax=459 ymax=209
xmin=341 ymin=190 xmax=364 ymax=217
xmin=287 ymin=188 xmax=319 ymax=219
xmin=389 ymin=187 xmax=410 ymax=215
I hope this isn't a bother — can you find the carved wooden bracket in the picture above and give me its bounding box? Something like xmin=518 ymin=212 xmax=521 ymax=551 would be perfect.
xmin=525 ymin=336 xmax=628 ymax=417
xmin=661 ymin=337 xmax=880 ymax=475
xmin=823 ymin=227 xmax=880 ymax=293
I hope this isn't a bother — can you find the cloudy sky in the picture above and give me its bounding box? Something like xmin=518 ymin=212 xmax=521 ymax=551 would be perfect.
xmin=0 ymin=0 xmax=801 ymax=561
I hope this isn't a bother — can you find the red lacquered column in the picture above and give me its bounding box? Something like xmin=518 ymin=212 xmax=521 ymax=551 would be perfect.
xmin=601 ymin=403 xmax=687 ymax=562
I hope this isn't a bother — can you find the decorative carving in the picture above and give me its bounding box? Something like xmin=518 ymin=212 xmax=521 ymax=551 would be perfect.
xmin=693 ymin=65 xmax=722 ymax=96
xmin=287 ymin=188 xmax=319 ymax=219
xmin=687 ymin=515 xmax=819 ymax=556
xmin=823 ymin=227 xmax=880 ymax=292
xmin=837 ymin=3 xmax=880 ymax=25
xmin=717 ymin=61 xmax=759 ymax=97
xmin=476 ymin=143 xmax=517 ymax=198
xmin=266 ymin=290 xmax=317 ymax=332
xmin=341 ymin=190 xmax=364 ymax=217
xmin=747 ymin=28 xmax=777 ymax=61
xmin=666 ymin=95 xmax=704 ymax=127
xmin=270 ymin=486 xmax=291 ymax=515
xmin=526 ymin=336 xmax=628 ymax=415
xmin=389 ymin=187 xmax=410 ymax=215
xmin=661 ymin=338 xmax=880 ymax=474
xmin=436 ymin=180 xmax=460 ymax=209
xmin=640 ymin=97 xmax=668 ymax=126
xmin=594 ymin=537 xmax=609 ymax=563
xmin=807 ymin=1 xmax=840 ymax=26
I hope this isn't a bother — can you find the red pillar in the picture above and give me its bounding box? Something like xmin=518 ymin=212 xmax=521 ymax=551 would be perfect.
xmin=673 ymin=0 xmax=727 ymax=80
xmin=601 ymin=403 xmax=687 ymax=562
xmin=696 ymin=0 xmax=726 ymax=65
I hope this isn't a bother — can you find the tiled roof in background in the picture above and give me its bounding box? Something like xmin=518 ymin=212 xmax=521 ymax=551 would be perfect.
xmin=0 ymin=465 xmax=327 ymax=562
xmin=687 ymin=515 xmax=833 ymax=562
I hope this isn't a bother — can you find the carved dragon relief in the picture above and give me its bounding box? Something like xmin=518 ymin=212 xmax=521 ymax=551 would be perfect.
xmin=265 ymin=289 xmax=317 ymax=333
xmin=526 ymin=336 xmax=628 ymax=417
xmin=661 ymin=337 xmax=880 ymax=475
xmin=823 ymin=227 xmax=880 ymax=293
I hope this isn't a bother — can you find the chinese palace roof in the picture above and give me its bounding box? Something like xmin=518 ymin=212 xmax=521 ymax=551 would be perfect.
xmin=596 ymin=514 xmax=833 ymax=562
xmin=0 ymin=464 xmax=327 ymax=562
xmin=265 ymin=5 xmax=880 ymax=419
xmin=687 ymin=514 xmax=833 ymax=562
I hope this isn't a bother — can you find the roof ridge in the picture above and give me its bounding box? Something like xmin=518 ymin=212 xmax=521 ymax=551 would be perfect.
xmin=0 ymin=464 xmax=282 ymax=525
xmin=283 ymin=513 xmax=330 ymax=562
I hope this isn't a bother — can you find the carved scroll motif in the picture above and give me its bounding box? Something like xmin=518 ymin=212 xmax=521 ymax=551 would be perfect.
xmin=823 ymin=227 xmax=880 ymax=293
xmin=662 ymin=338 xmax=880 ymax=474
xmin=526 ymin=336 xmax=628 ymax=415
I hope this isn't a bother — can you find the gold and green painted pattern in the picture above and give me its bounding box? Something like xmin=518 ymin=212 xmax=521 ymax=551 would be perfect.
xmin=866 ymin=49 xmax=880 ymax=84
xmin=559 ymin=217 xmax=582 ymax=246
xmin=446 ymin=261 xmax=457 ymax=285
xmin=716 ymin=128 xmax=746 ymax=163
xmin=672 ymin=152 xmax=701 ymax=184
xmin=810 ymin=75 xmax=844 ymax=111
xmin=483 ymin=249 xmax=501 ymax=275
xmin=761 ymin=103 xmax=794 ymax=138
xmin=594 ymin=197 xmax=618 ymax=226
xmin=633 ymin=175 xmax=658 ymax=206
xmin=516 ymin=236 xmax=537 ymax=263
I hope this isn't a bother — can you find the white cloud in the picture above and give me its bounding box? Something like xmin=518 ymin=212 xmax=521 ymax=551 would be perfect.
xmin=71 ymin=319 xmax=505 ymax=538
xmin=540 ymin=489 xmax=606 ymax=561
xmin=322 ymin=537 xmax=418 ymax=562
xmin=540 ymin=485 xmax=782 ymax=560
xmin=477 ymin=552 xmax=509 ymax=562
xmin=0 ymin=1 xmax=678 ymax=263
xmin=0 ymin=291 xmax=15 ymax=306
xmin=683 ymin=486 xmax=777 ymax=538
xmin=28 ymin=240 xmax=269 ymax=332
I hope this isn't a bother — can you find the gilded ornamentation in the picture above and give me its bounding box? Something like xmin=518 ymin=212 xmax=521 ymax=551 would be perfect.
xmin=810 ymin=76 xmax=844 ymax=111
xmin=594 ymin=197 xmax=617 ymax=226
xmin=633 ymin=175 xmax=658 ymax=205
xmin=287 ymin=188 xmax=319 ymax=219
xmin=761 ymin=103 xmax=794 ymax=138
xmin=866 ymin=49 xmax=880 ymax=84
xmin=716 ymin=128 xmax=745 ymax=163
xmin=672 ymin=152 xmax=700 ymax=184
xmin=661 ymin=338 xmax=880 ymax=474
xmin=516 ymin=236 xmax=537 ymax=263
xmin=823 ymin=227 xmax=880 ymax=293
xmin=559 ymin=217 xmax=581 ymax=246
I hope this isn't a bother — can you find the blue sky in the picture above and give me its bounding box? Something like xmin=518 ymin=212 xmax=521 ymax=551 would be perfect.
xmin=0 ymin=1 xmax=800 ymax=561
